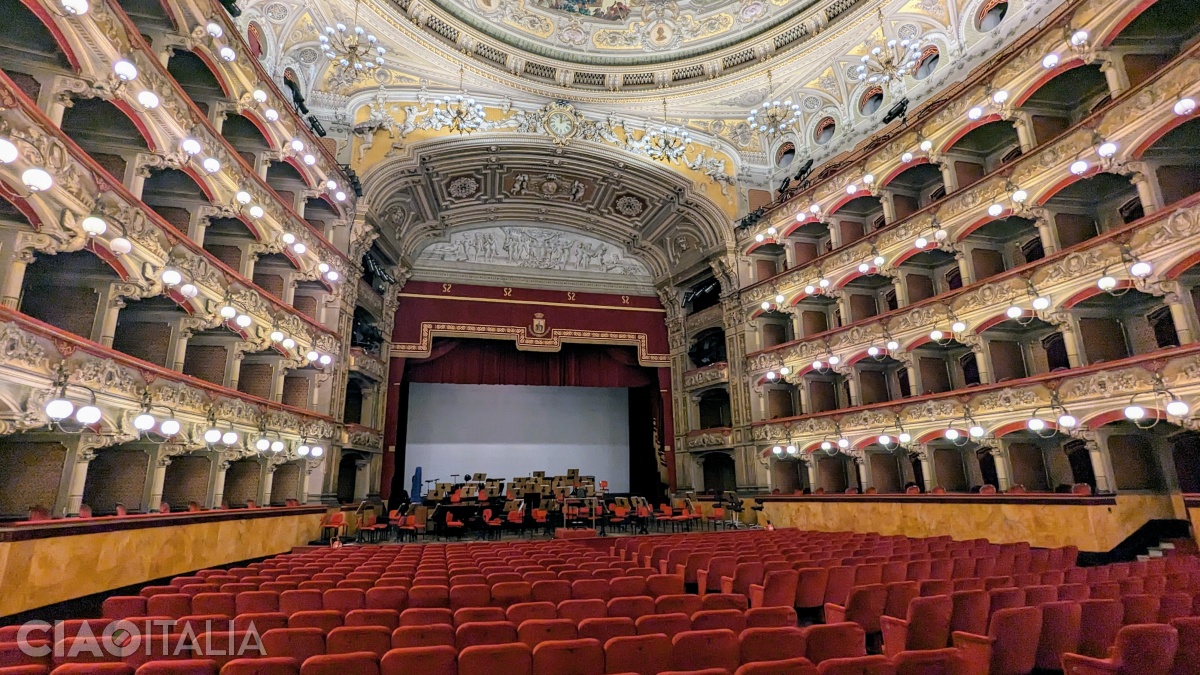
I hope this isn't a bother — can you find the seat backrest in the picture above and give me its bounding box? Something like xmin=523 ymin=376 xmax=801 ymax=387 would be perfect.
xmin=327 ymin=625 xmax=392 ymax=657
xmin=891 ymin=648 xmax=964 ymax=675
xmin=731 ymin=563 xmax=766 ymax=597
xmin=1112 ymin=624 xmax=1179 ymax=674
xmin=746 ymin=607 xmax=798 ymax=628
xmin=604 ymin=634 xmax=671 ymax=675
xmin=262 ymin=627 xmax=325 ymax=664
xmin=400 ymin=608 xmax=453 ymax=627
xmin=1079 ymin=599 xmax=1126 ymax=659
xmin=1170 ymin=616 xmax=1200 ymax=675
xmin=508 ymin=601 xmax=558 ymax=625
xmin=577 ymin=617 xmax=636 ymax=645
xmin=608 ymin=596 xmax=656 ymax=620
xmin=804 ymin=623 xmax=866 ymax=664
xmin=531 ymin=637 xmax=604 ymax=675
xmin=903 ymin=595 xmax=952 ymax=652
xmin=949 ymin=590 xmax=988 ymax=636
xmin=669 ymin=629 xmax=740 ymax=673
xmin=635 ymin=612 xmax=692 ymax=639
xmin=455 ymin=621 xmax=518 ymax=651
xmin=458 ymin=643 xmax=532 ymax=675
xmin=883 ymin=582 xmax=919 ymax=619
xmin=691 ymin=610 xmax=746 ymax=634
xmin=987 ymin=607 xmax=1042 ymax=675
xmin=1035 ymin=600 xmax=1081 ymax=671
xmin=813 ymin=655 xmax=893 ymax=675
xmin=739 ymin=626 xmax=806 ymax=664
xmin=824 ymin=567 xmax=855 ymax=606
xmin=517 ymin=619 xmax=577 ymax=649
xmin=796 ymin=568 xmax=829 ymax=608
xmin=390 ymin=624 xmax=456 ymax=649
xmin=380 ymin=645 xmax=456 ymax=675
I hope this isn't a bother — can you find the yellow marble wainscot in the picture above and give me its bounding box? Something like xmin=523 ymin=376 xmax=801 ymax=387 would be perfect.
xmin=0 ymin=510 xmax=327 ymax=617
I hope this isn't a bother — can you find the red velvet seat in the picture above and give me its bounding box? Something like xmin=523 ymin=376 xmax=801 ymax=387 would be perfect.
xmin=698 ymin=559 xmax=737 ymax=597
xmin=610 ymin=577 xmax=649 ymax=599
xmin=345 ymin=610 xmax=400 ymax=631
xmin=193 ymin=593 xmax=237 ymax=617
xmin=891 ymin=648 xmax=964 ymax=675
xmin=578 ymin=618 xmax=636 ymax=645
xmin=134 ymin=660 xmax=218 ymax=675
xmin=532 ymin=638 xmax=604 ymax=675
xmin=327 ymin=626 xmax=391 ymax=658
xmin=559 ymin=600 xmax=608 ymax=624
xmin=882 ymin=582 xmax=919 ymax=620
xmin=533 ymin=581 xmax=572 ymax=605
xmin=455 ymin=621 xmax=518 ymax=651
xmin=261 ymin=628 xmax=325 ymax=665
xmin=1122 ymin=595 xmax=1162 ymax=625
xmin=825 ymin=584 xmax=887 ymax=635
xmin=745 ymin=607 xmax=798 ymax=628
xmin=636 ymin=613 xmax=692 ymax=639
xmin=823 ymin=568 xmax=855 ymax=607
xmin=50 ymin=666 xmax=133 ymax=675
xmin=1062 ymin=623 xmax=1179 ymax=675
xmin=701 ymin=594 xmax=748 ymax=612
xmin=723 ymin=564 xmax=765 ymax=598
xmin=364 ymin=587 xmax=407 ymax=612
xmin=219 ymin=657 xmax=301 ymax=675
xmin=952 ymin=606 xmax=1042 ymax=675
xmin=279 ymin=591 xmax=322 ymax=617
xmin=691 ymin=610 xmax=745 ymax=634
xmin=739 ymin=627 xmax=806 ymax=664
xmin=287 ymin=611 xmax=342 ymax=634
xmin=1079 ymin=599 xmax=1126 ymax=659
xmin=1035 ymin=601 xmax=1081 ymax=672
xmin=881 ymin=594 xmax=953 ymax=657
xmin=608 ymin=597 xmax=655 ymax=621
xmin=298 ymin=652 xmax=380 ymax=675
xmin=518 ymin=620 xmax=577 ymax=649
xmin=803 ymin=623 xmax=866 ymax=665
xmin=647 ymin=576 xmax=686 ymax=598
xmin=400 ymin=608 xmax=453 ymax=627
xmin=949 ymin=591 xmax=988 ymax=637
xmin=408 ymin=586 xmax=450 ymax=609
xmin=379 ymin=645 xmax=456 ymax=675
xmin=813 ymin=655 xmax=894 ymax=675
xmin=669 ymin=629 xmax=740 ymax=673
xmin=733 ymin=657 xmax=817 ymax=675
xmin=1169 ymin=616 xmax=1200 ymax=675
xmin=508 ymin=602 xmax=558 ymax=625
xmin=453 ymin=607 xmax=505 ymax=626
xmin=390 ymin=625 xmax=455 ymax=649
xmin=458 ymin=643 xmax=531 ymax=675
xmin=604 ymin=634 xmax=671 ymax=675
xmin=750 ymin=571 xmax=799 ymax=609
xmin=657 ymin=595 xmax=703 ymax=616
xmin=448 ymin=585 xmax=490 ymax=611
xmin=146 ymin=595 xmax=191 ymax=619
xmin=493 ymin=582 xmax=535 ymax=608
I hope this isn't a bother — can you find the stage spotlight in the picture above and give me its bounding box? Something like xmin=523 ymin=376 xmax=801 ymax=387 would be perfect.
xmin=882 ymin=98 xmax=909 ymax=124
xmin=307 ymin=115 xmax=326 ymax=137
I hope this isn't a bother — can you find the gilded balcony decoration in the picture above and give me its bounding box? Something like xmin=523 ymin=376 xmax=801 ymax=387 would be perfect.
xmin=683 ymin=362 xmax=729 ymax=392
xmin=686 ymin=426 xmax=733 ymax=450
xmin=343 ymin=423 xmax=383 ymax=452
xmin=349 ymin=346 xmax=387 ymax=381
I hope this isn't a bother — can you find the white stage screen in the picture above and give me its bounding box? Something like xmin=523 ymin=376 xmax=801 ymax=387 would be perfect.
xmin=405 ymin=383 xmax=630 ymax=492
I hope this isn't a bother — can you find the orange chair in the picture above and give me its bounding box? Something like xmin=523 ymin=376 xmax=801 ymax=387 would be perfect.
xmin=321 ymin=513 xmax=346 ymax=541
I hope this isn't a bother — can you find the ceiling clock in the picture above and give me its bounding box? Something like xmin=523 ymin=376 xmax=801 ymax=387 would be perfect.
xmin=542 ymin=101 xmax=580 ymax=145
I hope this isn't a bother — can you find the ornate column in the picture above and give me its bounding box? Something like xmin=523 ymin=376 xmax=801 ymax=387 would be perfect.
xmin=209 ymin=457 xmax=229 ymax=508
xmin=803 ymin=454 xmax=819 ymax=492
xmin=1009 ymin=111 xmax=1036 ymax=152
xmin=0 ymin=230 xmax=39 ymax=309
xmin=1072 ymin=429 xmax=1116 ymax=494
xmin=1047 ymin=312 xmax=1085 ymax=368
xmin=898 ymin=451 xmax=916 ymax=487
xmin=261 ymin=462 xmax=276 ymax=506
xmin=892 ymin=272 xmax=910 ymax=308
xmin=1128 ymin=163 xmax=1165 ymax=216
xmin=1156 ymin=280 xmax=1199 ymax=345
xmin=856 ymin=455 xmax=872 ymax=491
xmin=984 ymin=443 xmax=1010 ymax=491
xmin=145 ymin=445 xmax=184 ymax=511
xmin=354 ymin=459 xmax=371 ymax=501
xmin=1032 ymin=210 xmax=1060 ymax=256
xmin=878 ymin=189 xmax=898 ymax=225
xmin=1098 ymin=52 xmax=1130 ymax=97
xmin=961 ymin=335 xmax=993 ymax=385
xmin=913 ymin=445 xmax=934 ymax=492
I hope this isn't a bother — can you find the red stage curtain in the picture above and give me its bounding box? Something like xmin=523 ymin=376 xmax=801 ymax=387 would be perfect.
xmin=405 ymin=338 xmax=657 ymax=388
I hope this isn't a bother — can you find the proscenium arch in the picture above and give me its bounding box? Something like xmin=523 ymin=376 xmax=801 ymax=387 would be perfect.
xmin=358 ymin=134 xmax=735 ymax=281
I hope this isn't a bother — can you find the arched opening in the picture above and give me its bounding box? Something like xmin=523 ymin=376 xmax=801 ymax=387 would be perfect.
xmin=688 ymin=327 xmax=727 ymax=368
xmin=830 ymin=195 xmax=885 ymax=246
xmin=914 ymin=48 xmax=939 ymax=80
xmin=19 ymin=250 xmax=123 ymax=341
xmin=910 ymin=335 xmax=974 ymax=395
xmin=1100 ymin=420 xmax=1174 ymax=492
xmin=814 ymin=118 xmax=836 ymax=146
xmin=749 ymin=242 xmax=786 ymax=281
xmin=141 ymin=167 xmax=212 ymax=233
xmin=764 ymin=380 xmax=798 ymax=419
xmin=757 ymin=310 xmax=794 ymax=350
xmin=802 ymin=371 xmax=851 ymax=413
xmin=1071 ymin=288 xmax=1178 ymax=364
xmin=962 ymin=214 xmax=1041 ymax=275
xmin=351 ymin=306 xmax=385 ymax=358
xmin=82 ymin=443 xmax=150 ymax=514
xmin=885 ymin=162 xmax=945 ymax=218
xmin=120 ymin=0 xmax=177 ymax=33
xmin=1018 ymin=64 xmax=1109 ymax=144
xmin=701 ymin=452 xmax=736 ymax=493
xmin=854 ymin=354 xmax=909 ymax=404
xmin=1109 ymin=0 xmax=1200 ymax=88
xmin=166 ymin=49 xmax=228 ymax=113
xmin=795 ymin=294 xmax=838 ymax=338
xmin=0 ymin=435 xmax=66 ymax=517
xmin=943 ymin=120 xmax=1021 ymax=184
xmin=112 ymin=296 xmax=192 ymax=367
xmin=344 ymin=378 xmax=365 ymax=425
xmin=203 ymin=216 xmax=262 ymax=276
xmin=271 ymin=461 xmax=303 ymax=505
xmin=771 ymin=458 xmax=806 ymax=494
xmin=697 ymin=389 xmax=732 ymax=429
xmin=868 ymin=448 xmax=905 ymax=493
xmin=860 ymin=87 xmax=884 ymax=116
xmin=977 ymin=0 xmax=1008 ymax=31
xmin=221 ymin=113 xmax=273 ymax=166
xmin=60 ymin=98 xmax=152 ymax=182
xmin=1042 ymin=172 xmax=1141 ymax=248
xmin=252 ymin=252 xmax=301 ymax=305
xmin=162 ymin=454 xmax=211 ymax=510
xmin=775 ymin=142 xmax=796 ymax=168
xmin=266 ymin=159 xmax=311 ymax=208
xmin=303 ymin=195 xmax=340 ymax=233
xmin=685 ymin=277 xmax=721 ymax=315
xmin=0 ymin=0 xmax=74 ymax=81
xmin=337 ymin=451 xmax=363 ymax=504
xmin=999 ymin=428 xmax=1082 ymax=492
xmin=978 ymin=315 xmax=1063 ymax=381
xmin=815 ymin=452 xmax=855 ymax=492
xmin=842 ymin=272 xmax=893 ymax=322
xmin=896 ymin=245 xmax=957 ymax=302
xmin=223 ymin=458 xmax=262 ymax=507
xmin=1140 ymin=117 xmax=1200 ymax=207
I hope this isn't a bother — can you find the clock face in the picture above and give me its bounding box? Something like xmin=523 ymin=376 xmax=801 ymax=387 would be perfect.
xmin=547 ymin=112 xmax=575 ymax=137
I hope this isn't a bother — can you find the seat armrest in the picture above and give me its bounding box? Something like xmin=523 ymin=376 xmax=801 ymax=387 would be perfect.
xmin=696 ymin=570 xmax=709 ymax=597
xmin=659 ymin=561 xmax=668 ymax=575
xmin=952 ymin=631 xmax=994 ymax=675
xmin=823 ymin=603 xmax=847 ymax=624
xmin=674 ymin=564 xmax=685 ymax=577
xmin=720 ymin=577 xmax=734 ymax=594
xmin=879 ymin=615 xmax=910 ymax=658
xmin=1061 ymin=654 xmax=1120 ymax=675
xmin=749 ymin=585 xmax=765 ymax=608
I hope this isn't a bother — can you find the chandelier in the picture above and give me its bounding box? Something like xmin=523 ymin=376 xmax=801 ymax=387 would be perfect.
xmin=854 ymin=9 xmax=925 ymax=95
xmin=747 ymin=70 xmax=800 ymax=141
xmin=644 ymin=98 xmax=692 ymax=163
xmin=319 ymin=0 xmax=388 ymax=84
xmin=428 ymin=67 xmax=488 ymax=135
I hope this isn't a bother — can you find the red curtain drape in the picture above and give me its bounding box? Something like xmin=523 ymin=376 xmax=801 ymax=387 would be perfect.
xmin=404 ymin=339 xmax=657 ymax=388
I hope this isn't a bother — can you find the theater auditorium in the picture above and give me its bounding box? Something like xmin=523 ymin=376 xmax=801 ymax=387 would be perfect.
xmin=1 ymin=0 xmax=1200 ymax=672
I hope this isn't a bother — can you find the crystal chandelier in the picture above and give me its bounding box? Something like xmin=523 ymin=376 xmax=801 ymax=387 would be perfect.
xmin=319 ymin=0 xmax=388 ymax=84
xmin=747 ymin=70 xmax=800 ymax=141
xmin=428 ymin=67 xmax=488 ymax=135
xmin=644 ymin=98 xmax=692 ymax=163
xmin=854 ymin=9 xmax=924 ymax=95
